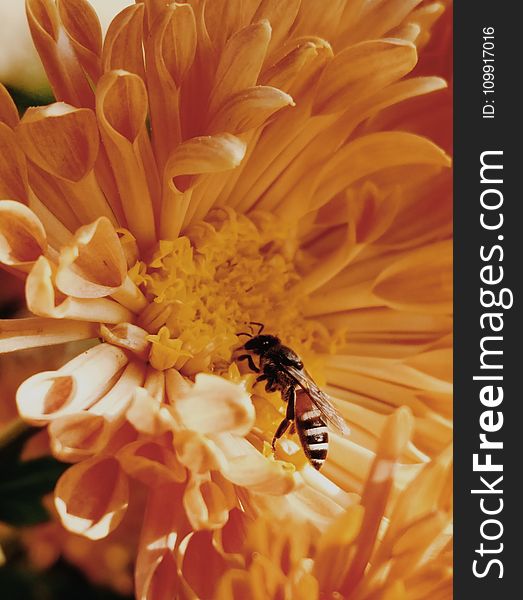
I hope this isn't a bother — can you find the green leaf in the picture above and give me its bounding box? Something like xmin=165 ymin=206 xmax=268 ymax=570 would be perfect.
xmin=0 ymin=423 xmax=68 ymax=526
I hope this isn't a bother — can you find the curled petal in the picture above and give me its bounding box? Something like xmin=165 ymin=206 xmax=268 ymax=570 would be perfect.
xmin=209 ymin=86 xmax=295 ymax=134
xmin=0 ymin=200 xmax=47 ymax=270
xmin=96 ymin=71 xmax=157 ymax=250
xmin=166 ymin=133 xmax=247 ymax=190
xmin=102 ymin=4 xmax=145 ymax=81
xmin=49 ymin=413 xmax=106 ymax=462
xmin=126 ymin=388 xmax=170 ymax=435
xmin=174 ymin=430 xmax=229 ymax=474
xmin=153 ymin=3 xmax=196 ymax=87
xmin=311 ymin=132 xmax=451 ymax=212
xmin=313 ymin=39 xmax=418 ymax=115
xmin=100 ymin=322 xmax=151 ymax=360
xmin=183 ymin=475 xmax=230 ymax=530
xmin=160 ymin=133 xmax=246 ymax=239
xmin=216 ymin=435 xmax=297 ymax=495
xmin=55 ymin=217 xmax=127 ymax=298
xmin=174 ymin=373 xmax=254 ymax=436
xmin=48 ymin=361 xmax=146 ymax=460
xmin=58 ymin=0 xmax=103 ymax=82
xmin=0 ymin=83 xmax=19 ymax=128
xmin=0 ymin=317 xmax=97 ymax=354
xmin=26 ymin=0 xmax=94 ymax=107
xmin=117 ymin=439 xmax=186 ymax=486
xmin=16 ymin=343 xmax=128 ymax=424
xmin=209 ymin=20 xmax=272 ymax=115
xmin=26 ymin=256 xmax=134 ymax=323
xmin=135 ymin=483 xmax=189 ymax=600
xmin=54 ymin=455 xmax=129 ymax=540
xmin=261 ymin=37 xmax=331 ymax=91
xmin=372 ymin=240 xmax=452 ymax=314
xmin=17 ymin=103 xmax=99 ymax=182
xmin=0 ymin=123 xmax=30 ymax=203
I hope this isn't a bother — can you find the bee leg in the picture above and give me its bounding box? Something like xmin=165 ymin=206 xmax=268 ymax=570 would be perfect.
xmin=272 ymin=419 xmax=291 ymax=450
xmin=271 ymin=388 xmax=296 ymax=449
xmin=237 ymin=354 xmax=260 ymax=373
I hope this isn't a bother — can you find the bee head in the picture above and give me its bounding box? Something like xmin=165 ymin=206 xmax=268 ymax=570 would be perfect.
xmin=243 ymin=334 xmax=280 ymax=354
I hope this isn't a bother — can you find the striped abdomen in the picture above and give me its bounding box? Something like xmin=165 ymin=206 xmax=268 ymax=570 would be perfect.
xmin=296 ymin=404 xmax=329 ymax=470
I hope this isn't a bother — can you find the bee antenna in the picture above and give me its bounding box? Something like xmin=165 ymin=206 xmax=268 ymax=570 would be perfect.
xmin=236 ymin=331 xmax=253 ymax=338
xmin=249 ymin=321 xmax=265 ymax=334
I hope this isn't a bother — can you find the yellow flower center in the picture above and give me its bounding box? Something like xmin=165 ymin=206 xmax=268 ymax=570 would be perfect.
xmin=130 ymin=209 xmax=329 ymax=373
xmin=127 ymin=208 xmax=336 ymax=467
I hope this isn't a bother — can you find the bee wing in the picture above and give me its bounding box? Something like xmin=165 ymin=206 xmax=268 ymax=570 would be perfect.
xmin=283 ymin=365 xmax=350 ymax=436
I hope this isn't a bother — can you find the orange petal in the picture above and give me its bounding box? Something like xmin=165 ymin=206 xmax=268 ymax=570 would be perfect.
xmin=209 ymin=20 xmax=272 ymax=115
xmin=26 ymin=0 xmax=94 ymax=107
xmin=16 ymin=343 xmax=128 ymax=424
xmin=55 ymin=217 xmax=127 ymax=298
xmin=54 ymin=455 xmax=129 ymax=539
xmin=183 ymin=475 xmax=230 ymax=530
xmin=96 ymin=70 xmax=158 ymax=250
xmin=160 ymin=134 xmax=246 ymax=239
xmin=135 ymin=483 xmax=189 ymax=600
xmin=0 ymin=122 xmax=30 ymax=203
xmin=174 ymin=374 xmax=254 ymax=436
xmin=311 ymin=131 xmax=451 ymax=212
xmin=209 ymin=86 xmax=294 ymax=134
xmin=0 ymin=200 xmax=47 ymax=271
xmin=372 ymin=240 xmax=452 ymax=314
xmin=26 ymin=256 xmax=134 ymax=323
xmin=216 ymin=435 xmax=297 ymax=495
xmin=17 ymin=103 xmax=116 ymax=225
xmin=17 ymin=103 xmax=98 ymax=181
xmin=313 ymin=39 xmax=418 ymax=114
xmin=117 ymin=439 xmax=186 ymax=487
xmin=0 ymin=83 xmax=19 ymax=128
xmin=0 ymin=317 xmax=97 ymax=354
xmin=102 ymin=4 xmax=146 ymax=81
xmin=58 ymin=0 xmax=103 ymax=83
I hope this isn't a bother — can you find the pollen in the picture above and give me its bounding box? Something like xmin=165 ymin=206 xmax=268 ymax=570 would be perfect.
xmin=133 ymin=209 xmax=324 ymax=376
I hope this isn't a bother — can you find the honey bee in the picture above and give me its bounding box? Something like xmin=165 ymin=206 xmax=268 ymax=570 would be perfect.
xmin=237 ymin=324 xmax=349 ymax=470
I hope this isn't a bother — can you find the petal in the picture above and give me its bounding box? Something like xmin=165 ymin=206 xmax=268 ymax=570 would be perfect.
xmin=0 ymin=317 xmax=97 ymax=354
xmin=96 ymin=70 xmax=158 ymax=250
xmin=160 ymin=133 xmax=246 ymax=239
xmin=174 ymin=373 xmax=254 ymax=436
xmin=17 ymin=103 xmax=99 ymax=182
xmin=102 ymin=4 xmax=145 ymax=81
xmin=16 ymin=343 xmax=128 ymax=424
xmin=58 ymin=0 xmax=103 ymax=82
xmin=209 ymin=86 xmax=294 ymax=135
xmin=0 ymin=200 xmax=47 ymax=270
xmin=313 ymin=39 xmax=418 ymax=115
xmin=311 ymin=132 xmax=451 ymax=212
xmin=117 ymin=439 xmax=186 ymax=487
xmin=0 ymin=83 xmax=20 ymax=128
xmin=216 ymin=435 xmax=297 ymax=495
xmin=54 ymin=455 xmax=129 ymax=540
xmin=372 ymin=240 xmax=452 ymax=314
xmin=0 ymin=122 xmax=30 ymax=203
xmin=209 ymin=20 xmax=272 ymax=115
xmin=26 ymin=256 xmax=134 ymax=323
xmin=26 ymin=0 xmax=94 ymax=107
xmin=55 ymin=217 xmax=127 ymax=298
xmin=183 ymin=475 xmax=230 ymax=530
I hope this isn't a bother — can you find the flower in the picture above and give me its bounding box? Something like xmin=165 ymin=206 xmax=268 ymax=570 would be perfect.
xmin=0 ymin=0 xmax=452 ymax=597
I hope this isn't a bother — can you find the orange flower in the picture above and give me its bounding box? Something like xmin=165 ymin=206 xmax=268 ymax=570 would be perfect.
xmin=0 ymin=0 xmax=452 ymax=597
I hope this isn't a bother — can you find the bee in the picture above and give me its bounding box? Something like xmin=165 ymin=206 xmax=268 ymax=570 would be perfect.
xmin=237 ymin=324 xmax=349 ymax=470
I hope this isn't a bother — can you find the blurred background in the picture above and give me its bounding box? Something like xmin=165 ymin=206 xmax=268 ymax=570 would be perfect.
xmin=1 ymin=3 xmax=136 ymax=598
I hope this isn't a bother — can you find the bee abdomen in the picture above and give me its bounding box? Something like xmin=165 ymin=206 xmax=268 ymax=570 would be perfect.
xmin=297 ymin=409 xmax=329 ymax=470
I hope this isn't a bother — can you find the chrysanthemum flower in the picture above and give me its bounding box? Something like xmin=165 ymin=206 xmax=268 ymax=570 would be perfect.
xmin=0 ymin=0 xmax=452 ymax=597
